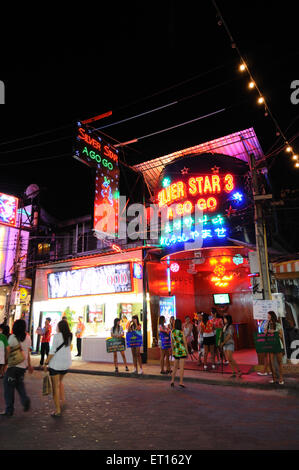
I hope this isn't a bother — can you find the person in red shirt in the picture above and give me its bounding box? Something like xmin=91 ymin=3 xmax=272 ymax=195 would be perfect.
xmin=75 ymin=316 xmax=85 ymax=357
xmin=40 ymin=317 xmax=52 ymax=366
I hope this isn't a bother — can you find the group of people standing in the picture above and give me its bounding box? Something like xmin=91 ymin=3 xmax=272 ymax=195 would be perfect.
xmin=158 ymin=309 xmax=242 ymax=388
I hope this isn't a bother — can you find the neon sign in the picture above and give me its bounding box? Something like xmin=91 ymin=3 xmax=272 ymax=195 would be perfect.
xmin=74 ymin=122 xmax=119 ymax=238
xmin=160 ymin=212 xmax=229 ymax=247
xmin=0 ymin=193 xmax=19 ymax=228
xmin=158 ymin=173 xmax=235 ymax=209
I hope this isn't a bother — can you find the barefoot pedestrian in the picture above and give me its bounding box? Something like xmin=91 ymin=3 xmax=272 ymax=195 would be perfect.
xmin=1 ymin=319 xmax=33 ymax=417
xmin=170 ymin=319 xmax=188 ymax=388
xmin=44 ymin=319 xmax=72 ymax=417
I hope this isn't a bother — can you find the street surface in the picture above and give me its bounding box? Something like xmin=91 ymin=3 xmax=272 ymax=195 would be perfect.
xmin=0 ymin=371 xmax=299 ymax=450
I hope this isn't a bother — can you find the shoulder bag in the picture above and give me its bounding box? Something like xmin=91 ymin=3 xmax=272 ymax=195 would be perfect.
xmin=7 ymin=341 xmax=25 ymax=366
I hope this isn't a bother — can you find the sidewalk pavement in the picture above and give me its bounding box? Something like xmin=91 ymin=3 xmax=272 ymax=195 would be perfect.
xmin=31 ymin=354 xmax=299 ymax=393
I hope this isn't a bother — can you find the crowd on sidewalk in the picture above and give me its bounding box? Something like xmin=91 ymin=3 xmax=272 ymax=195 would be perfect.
xmin=0 ymin=309 xmax=286 ymax=418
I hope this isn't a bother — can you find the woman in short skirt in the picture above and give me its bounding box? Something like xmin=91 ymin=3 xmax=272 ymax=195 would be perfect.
xmin=44 ymin=320 xmax=72 ymax=417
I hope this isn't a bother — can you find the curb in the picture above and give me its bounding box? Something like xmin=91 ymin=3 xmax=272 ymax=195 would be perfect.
xmin=34 ymin=366 xmax=299 ymax=394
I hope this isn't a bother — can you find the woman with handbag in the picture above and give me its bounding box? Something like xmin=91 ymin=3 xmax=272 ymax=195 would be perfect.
xmin=44 ymin=319 xmax=72 ymax=417
xmin=0 ymin=319 xmax=33 ymax=417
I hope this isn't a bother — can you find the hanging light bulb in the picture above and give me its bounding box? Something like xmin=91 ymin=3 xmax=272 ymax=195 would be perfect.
xmin=248 ymin=81 xmax=255 ymax=89
xmin=239 ymin=63 xmax=246 ymax=72
xmin=295 ymin=162 xmax=299 ymax=168
xmin=286 ymin=146 xmax=292 ymax=153
xmin=292 ymin=154 xmax=298 ymax=160
xmin=257 ymin=96 xmax=264 ymax=104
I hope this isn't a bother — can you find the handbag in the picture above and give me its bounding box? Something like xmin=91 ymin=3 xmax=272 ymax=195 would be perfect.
xmin=42 ymin=372 xmax=52 ymax=396
xmin=7 ymin=342 xmax=25 ymax=366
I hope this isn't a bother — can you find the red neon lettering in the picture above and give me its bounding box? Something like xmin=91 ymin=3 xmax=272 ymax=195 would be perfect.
xmin=207 ymin=197 xmax=217 ymax=211
xmin=211 ymin=175 xmax=221 ymax=193
xmin=188 ymin=177 xmax=197 ymax=196
xmin=224 ymin=174 xmax=234 ymax=192
xmin=104 ymin=145 xmax=118 ymax=163
xmin=197 ymin=198 xmax=207 ymax=210
xmin=196 ymin=177 xmax=204 ymax=194
xmin=183 ymin=200 xmax=193 ymax=214
xmin=203 ymin=176 xmax=213 ymax=194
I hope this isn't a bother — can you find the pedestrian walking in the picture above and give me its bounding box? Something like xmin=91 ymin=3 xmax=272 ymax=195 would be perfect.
xmin=0 ymin=319 xmax=33 ymax=417
xmin=200 ymin=313 xmax=216 ymax=370
xmin=128 ymin=315 xmax=143 ymax=375
xmin=39 ymin=317 xmax=52 ymax=366
xmin=44 ymin=319 xmax=72 ymax=417
xmin=170 ymin=319 xmax=188 ymax=388
xmin=158 ymin=316 xmax=171 ymax=375
xmin=220 ymin=315 xmax=242 ymax=378
xmin=0 ymin=325 xmax=9 ymax=378
xmin=265 ymin=311 xmax=284 ymax=385
xmin=111 ymin=318 xmax=129 ymax=373
xmin=75 ymin=316 xmax=85 ymax=357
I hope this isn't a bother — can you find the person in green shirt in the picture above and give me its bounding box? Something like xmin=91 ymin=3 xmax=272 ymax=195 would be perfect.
xmin=0 ymin=329 xmax=10 ymax=378
xmin=170 ymin=319 xmax=188 ymax=388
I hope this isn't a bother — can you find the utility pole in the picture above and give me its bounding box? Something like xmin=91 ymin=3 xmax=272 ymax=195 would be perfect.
xmin=249 ymin=153 xmax=272 ymax=300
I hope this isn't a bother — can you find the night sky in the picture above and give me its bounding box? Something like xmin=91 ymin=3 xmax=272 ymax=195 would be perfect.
xmin=0 ymin=1 xmax=298 ymax=229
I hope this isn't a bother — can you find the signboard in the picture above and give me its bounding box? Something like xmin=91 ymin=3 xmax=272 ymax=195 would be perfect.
xmin=106 ymin=336 xmax=126 ymax=353
xmin=48 ymin=263 xmax=132 ymax=299
xmin=74 ymin=122 xmax=119 ymax=238
xmin=0 ymin=192 xmax=18 ymax=228
xmin=253 ymin=299 xmax=280 ymax=320
xmin=159 ymin=332 xmax=172 ymax=350
xmin=159 ymin=296 xmax=176 ymax=326
xmin=157 ymin=153 xmax=252 ymax=252
xmin=126 ymin=331 xmax=143 ymax=348
xmin=253 ymin=332 xmax=283 ymax=353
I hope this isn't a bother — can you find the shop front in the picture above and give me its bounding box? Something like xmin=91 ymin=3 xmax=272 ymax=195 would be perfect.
xmin=32 ymin=248 xmax=151 ymax=363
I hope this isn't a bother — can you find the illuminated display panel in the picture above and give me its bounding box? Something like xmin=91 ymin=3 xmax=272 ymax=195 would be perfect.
xmin=47 ymin=262 xmax=132 ymax=298
xmin=158 ymin=153 xmax=251 ymax=250
xmin=0 ymin=192 xmax=19 ymax=228
xmin=74 ymin=122 xmax=119 ymax=238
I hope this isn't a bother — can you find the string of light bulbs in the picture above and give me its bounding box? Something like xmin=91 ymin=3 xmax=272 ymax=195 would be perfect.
xmin=211 ymin=0 xmax=298 ymax=169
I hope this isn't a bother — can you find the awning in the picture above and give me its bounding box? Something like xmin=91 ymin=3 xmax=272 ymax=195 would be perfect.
xmin=273 ymin=260 xmax=299 ymax=279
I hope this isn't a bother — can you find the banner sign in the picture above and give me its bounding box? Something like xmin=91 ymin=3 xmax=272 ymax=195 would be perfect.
xmin=48 ymin=262 xmax=132 ymax=298
xmin=106 ymin=337 xmax=126 ymax=353
xmin=253 ymin=299 xmax=280 ymax=320
xmin=159 ymin=296 xmax=176 ymax=326
xmin=253 ymin=332 xmax=283 ymax=353
xmin=126 ymin=331 xmax=143 ymax=348
xmin=159 ymin=332 xmax=172 ymax=350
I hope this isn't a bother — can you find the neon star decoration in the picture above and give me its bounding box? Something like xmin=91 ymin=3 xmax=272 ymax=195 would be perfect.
xmin=181 ymin=167 xmax=190 ymax=175
xmin=211 ymin=166 xmax=220 ymax=174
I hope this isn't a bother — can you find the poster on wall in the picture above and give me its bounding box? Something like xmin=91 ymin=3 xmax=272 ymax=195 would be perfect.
xmin=253 ymin=299 xmax=280 ymax=320
xmin=87 ymin=304 xmax=105 ymax=323
xmin=48 ymin=263 xmax=132 ymax=298
xmin=159 ymin=296 xmax=176 ymax=326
